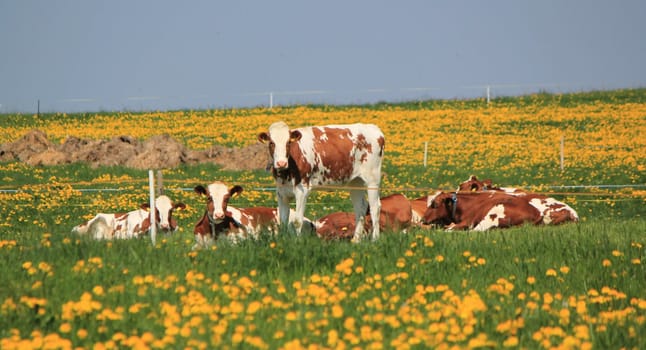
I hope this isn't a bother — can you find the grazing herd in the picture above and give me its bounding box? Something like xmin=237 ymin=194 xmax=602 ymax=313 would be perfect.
xmin=71 ymin=121 xmax=579 ymax=248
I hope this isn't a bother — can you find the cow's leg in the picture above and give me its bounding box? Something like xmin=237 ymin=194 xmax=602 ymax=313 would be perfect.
xmin=276 ymin=186 xmax=292 ymax=230
xmin=350 ymin=190 xmax=369 ymax=242
xmin=367 ymin=187 xmax=381 ymax=240
xmin=292 ymin=185 xmax=310 ymax=235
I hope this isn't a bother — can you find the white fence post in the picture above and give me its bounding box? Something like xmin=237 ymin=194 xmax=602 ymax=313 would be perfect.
xmin=486 ymin=85 xmax=491 ymax=104
xmin=423 ymin=141 xmax=428 ymax=167
xmin=148 ymin=170 xmax=157 ymax=245
xmin=269 ymin=92 xmax=273 ymax=109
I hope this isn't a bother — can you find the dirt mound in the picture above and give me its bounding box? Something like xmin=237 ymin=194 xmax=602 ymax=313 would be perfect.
xmin=0 ymin=130 xmax=270 ymax=171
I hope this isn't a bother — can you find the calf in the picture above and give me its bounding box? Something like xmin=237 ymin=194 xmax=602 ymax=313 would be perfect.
xmin=258 ymin=121 xmax=385 ymax=242
xmin=458 ymin=175 xmax=579 ymax=225
xmin=193 ymin=182 xmax=313 ymax=248
xmin=72 ymin=195 xmax=186 ymax=240
xmin=315 ymin=194 xmax=412 ymax=240
xmin=422 ymin=191 xmax=543 ymax=231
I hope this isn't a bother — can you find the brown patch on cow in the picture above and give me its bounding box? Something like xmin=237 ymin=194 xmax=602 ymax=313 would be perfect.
xmin=287 ymin=139 xmax=310 ymax=185
xmin=312 ymin=127 xmax=355 ymax=182
xmin=377 ymin=136 xmax=385 ymax=156
xmin=355 ymin=134 xmax=373 ymax=163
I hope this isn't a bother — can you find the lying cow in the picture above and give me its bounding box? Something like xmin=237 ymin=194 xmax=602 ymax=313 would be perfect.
xmin=422 ymin=191 xmax=543 ymax=231
xmin=458 ymin=175 xmax=579 ymax=225
xmin=315 ymin=194 xmax=412 ymax=240
xmin=72 ymin=195 xmax=186 ymax=240
xmin=193 ymin=181 xmax=313 ymax=249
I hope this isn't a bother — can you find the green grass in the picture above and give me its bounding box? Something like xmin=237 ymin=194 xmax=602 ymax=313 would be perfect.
xmin=0 ymin=89 xmax=644 ymax=348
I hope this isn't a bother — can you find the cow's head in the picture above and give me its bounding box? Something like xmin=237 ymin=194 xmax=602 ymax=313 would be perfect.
xmin=258 ymin=121 xmax=302 ymax=170
xmin=457 ymin=175 xmax=493 ymax=192
xmin=194 ymin=182 xmax=243 ymax=223
xmin=422 ymin=191 xmax=455 ymax=226
xmin=141 ymin=195 xmax=186 ymax=232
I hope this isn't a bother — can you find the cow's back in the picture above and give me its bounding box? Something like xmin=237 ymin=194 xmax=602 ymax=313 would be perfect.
xmin=291 ymin=124 xmax=384 ymax=185
xmin=455 ymin=192 xmax=542 ymax=230
xmin=379 ymin=194 xmax=412 ymax=231
xmin=315 ymin=212 xmax=357 ymax=240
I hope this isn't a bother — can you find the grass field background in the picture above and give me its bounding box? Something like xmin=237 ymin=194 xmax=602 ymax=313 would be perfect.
xmin=0 ymin=89 xmax=644 ymax=349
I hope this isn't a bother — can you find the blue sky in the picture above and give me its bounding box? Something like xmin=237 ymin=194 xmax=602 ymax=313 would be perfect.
xmin=1 ymin=1 xmax=645 ymax=113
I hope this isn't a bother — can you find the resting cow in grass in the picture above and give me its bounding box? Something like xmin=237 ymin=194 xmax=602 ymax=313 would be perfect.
xmin=458 ymin=175 xmax=579 ymax=225
xmin=193 ymin=181 xmax=313 ymax=249
xmin=72 ymin=195 xmax=186 ymax=240
xmin=258 ymin=121 xmax=385 ymax=242
xmin=314 ymin=193 xmax=412 ymax=240
xmin=422 ymin=191 xmax=543 ymax=231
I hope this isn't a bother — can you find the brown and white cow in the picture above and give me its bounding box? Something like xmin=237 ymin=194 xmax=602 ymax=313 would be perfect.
xmin=72 ymin=195 xmax=186 ymax=240
xmin=422 ymin=191 xmax=543 ymax=231
xmin=458 ymin=175 xmax=579 ymax=225
xmin=193 ymin=181 xmax=313 ymax=249
xmin=258 ymin=121 xmax=385 ymax=242
xmin=314 ymin=194 xmax=412 ymax=240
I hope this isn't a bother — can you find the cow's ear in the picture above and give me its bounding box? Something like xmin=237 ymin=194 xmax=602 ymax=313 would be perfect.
xmin=289 ymin=130 xmax=302 ymax=142
xmin=194 ymin=185 xmax=208 ymax=196
xmin=229 ymin=185 xmax=243 ymax=197
xmin=483 ymin=179 xmax=493 ymax=188
xmin=258 ymin=132 xmax=270 ymax=143
xmin=174 ymin=202 xmax=187 ymax=210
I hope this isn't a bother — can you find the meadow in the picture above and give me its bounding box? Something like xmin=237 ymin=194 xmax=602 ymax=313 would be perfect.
xmin=0 ymin=89 xmax=644 ymax=349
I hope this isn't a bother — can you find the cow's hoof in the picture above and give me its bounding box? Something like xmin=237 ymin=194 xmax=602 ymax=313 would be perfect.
xmin=350 ymin=236 xmax=362 ymax=244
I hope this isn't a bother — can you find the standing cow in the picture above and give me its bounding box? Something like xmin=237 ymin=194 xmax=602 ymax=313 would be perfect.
xmin=72 ymin=195 xmax=186 ymax=240
xmin=458 ymin=175 xmax=579 ymax=225
xmin=258 ymin=121 xmax=385 ymax=242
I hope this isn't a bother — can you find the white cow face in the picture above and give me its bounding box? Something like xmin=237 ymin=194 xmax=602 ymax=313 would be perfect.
xmin=153 ymin=195 xmax=185 ymax=231
xmin=195 ymin=182 xmax=243 ymax=223
xmin=258 ymin=121 xmax=302 ymax=170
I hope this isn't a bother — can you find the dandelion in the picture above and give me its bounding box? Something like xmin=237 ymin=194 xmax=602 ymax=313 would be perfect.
xmin=602 ymin=259 xmax=612 ymax=267
xmin=220 ymin=273 xmax=231 ymax=283
xmin=332 ymin=304 xmax=344 ymax=318
xmin=77 ymin=329 xmax=88 ymax=339
xmin=526 ymin=276 xmax=536 ymax=285
xmin=546 ymin=268 xmax=558 ymax=277
xmin=285 ymin=311 xmax=297 ymax=321
xmin=93 ymin=285 xmax=104 ymax=296
xmin=503 ymin=336 xmax=519 ymax=347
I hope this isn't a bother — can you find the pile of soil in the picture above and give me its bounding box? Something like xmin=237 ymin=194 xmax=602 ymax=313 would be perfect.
xmin=0 ymin=130 xmax=270 ymax=171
